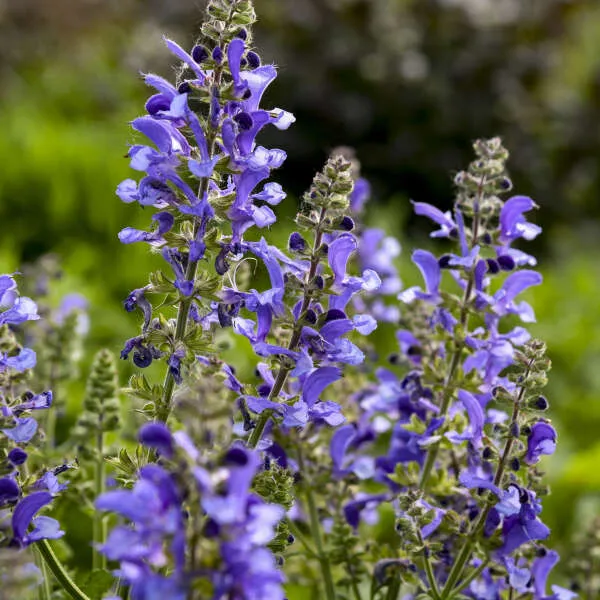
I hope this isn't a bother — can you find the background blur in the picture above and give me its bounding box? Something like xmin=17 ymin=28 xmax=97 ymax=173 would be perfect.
xmin=1 ymin=0 xmax=599 ymax=576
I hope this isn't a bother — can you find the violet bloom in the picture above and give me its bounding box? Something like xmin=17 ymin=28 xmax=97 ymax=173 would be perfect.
xmin=524 ymin=422 xmax=557 ymax=465
xmin=398 ymin=250 xmax=441 ymax=305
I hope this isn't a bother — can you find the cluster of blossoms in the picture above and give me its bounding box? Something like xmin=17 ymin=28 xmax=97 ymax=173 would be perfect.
xmin=325 ymin=138 xmax=574 ymax=600
xmin=0 ymin=275 xmax=67 ymax=583
xmin=0 ymin=1 xmax=581 ymax=600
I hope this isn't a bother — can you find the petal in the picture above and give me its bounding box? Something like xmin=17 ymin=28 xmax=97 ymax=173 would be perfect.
xmin=12 ymin=492 xmax=53 ymax=541
xmin=28 ymin=516 xmax=64 ymax=542
xmin=2 ymin=417 xmax=38 ymax=443
xmin=163 ymin=37 xmax=205 ymax=79
xmin=329 ymin=234 xmax=357 ymax=283
xmin=302 ymin=367 xmax=342 ymax=406
xmin=227 ymin=38 xmax=245 ymax=87
xmin=412 ymin=250 xmax=440 ymax=295
xmin=138 ymin=423 xmax=174 ymax=458
xmin=330 ymin=425 xmax=356 ymax=471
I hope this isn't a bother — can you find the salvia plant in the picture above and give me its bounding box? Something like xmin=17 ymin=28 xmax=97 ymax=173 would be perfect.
xmin=0 ymin=1 xmax=585 ymax=599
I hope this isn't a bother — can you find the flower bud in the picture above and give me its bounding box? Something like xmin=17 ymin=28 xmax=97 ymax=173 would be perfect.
xmin=192 ymin=45 xmax=209 ymax=63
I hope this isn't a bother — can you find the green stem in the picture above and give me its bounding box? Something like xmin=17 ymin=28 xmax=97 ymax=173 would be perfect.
xmin=37 ymin=539 xmax=91 ymax=600
xmin=417 ymin=531 xmax=440 ymax=600
xmin=248 ymin=208 xmax=328 ymax=449
xmin=419 ymin=208 xmax=481 ymax=491
xmin=287 ymin=519 xmax=319 ymax=559
xmin=450 ymin=559 xmax=489 ymax=596
xmin=305 ymin=487 xmax=337 ymax=600
xmin=385 ymin=576 xmax=401 ymax=600
xmin=297 ymin=447 xmax=337 ymax=600
xmin=35 ymin=546 xmax=52 ymax=600
xmin=440 ymin=363 xmax=532 ymax=598
xmin=93 ymin=430 xmax=106 ymax=571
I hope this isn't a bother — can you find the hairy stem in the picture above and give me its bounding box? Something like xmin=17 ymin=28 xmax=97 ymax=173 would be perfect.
xmin=419 ymin=198 xmax=482 ymax=491
xmin=417 ymin=530 xmax=440 ymax=600
xmin=440 ymin=363 xmax=532 ymax=598
xmin=297 ymin=446 xmax=337 ymax=600
xmin=92 ymin=430 xmax=106 ymax=570
xmin=37 ymin=539 xmax=90 ymax=600
xmin=35 ymin=546 xmax=52 ymax=600
xmin=247 ymin=207 xmax=328 ymax=448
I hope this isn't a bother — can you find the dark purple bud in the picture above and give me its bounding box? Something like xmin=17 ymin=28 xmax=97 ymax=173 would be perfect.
xmin=257 ymin=383 xmax=272 ymax=397
xmin=224 ymin=446 xmax=249 ymax=466
xmin=192 ymin=45 xmax=209 ymax=63
xmin=497 ymin=255 xmax=515 ymax=271
xmin=233 ymin=112 xmax=253 ymax=131
xmin=536 ymin=547 xmax=548 ymax=557
xmin=304 ymin=309 xmax=317 ymax=325
xmin=482 ymin=447 xmax=493 ymax=460
xmin=236 ymin=28 xmax=248 ymax=40
xmin=215 ymin=247 xmax=230 ymax=275
xmin=8 ymin=448 xmax=27 ymax=466
xmin=319 ymin=243 xmax=329 ymax=257
xmin=510 ymin=457 xmax=520 ymax=471
xmin=0 ymin=478 xmax=20 ymax=505
xmin=314 ymin=275 xmax=325 ymax=289
xmin=287 ymin=534 xmax=295 ymax=544
xmin=242 ymin=88 xmax=252 ymax=100
xmin=481 ymin=232 xmax=493 ymax=244
xmin=510 ymin=422 xmax=520 ymax=437
xmin=339 ymin=216 xmax=355 ymax=231
xmin=246 ymin=51 xmax=260 ymax=68
xmin=532 ymin=396 xmax=549 ymax=411
xmin=438 ymin=255 xmax=452 ymax=269
xmin=218 ymin=304 xmax=234 ymax=327
xmin=289 ymin=232 xmax=307 ymax=252
xmin=324 ymin=309 xmax=346 ymax=322
xmin=139 ymin=422 xmax=174 ymax=457
xmin=240 ymin=58 xmax=248 ymax=68
xmin=133 ymin=346 xmax=153 ymax=368
xmin=203 ymin=517 xmax=220 ymax=538
xmin=168 ymin=352 xmax=183 ymax=385
xmin=178 ymin=81 xmax=191 ymax=94
xmin=499 ymin=177 xmax=513 ymax=191
xmin=212 ymin=47 xmax=223 ymax=63
xmin=449 ymin=227 xmax=459 ymax=239
xmin=388 ymin=353 xmax=400 ymax=365
xmin=486 ymin=258 xmax=500 ymax=274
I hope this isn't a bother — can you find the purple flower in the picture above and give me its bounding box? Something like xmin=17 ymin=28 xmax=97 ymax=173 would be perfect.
xmin=411 ymin=201 xmax=457 ymax=238
xmin=12 ymin=492 xmax=63 ymax=546
xmin=139 ymin=422 xmax=175 ymax=458
xmin=500 ymin=196 xmax=541 ymax=244
xmin=524 ymin=422 xmax=557 ymax=465
xmin=0 ymin=477 xmax=20 ymax=505
xmin=398 ymin=250 xmax=441 ymax=304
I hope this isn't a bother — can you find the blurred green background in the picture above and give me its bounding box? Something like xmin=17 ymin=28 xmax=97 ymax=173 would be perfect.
xmin=1 ymin=0 xmax=599 ymax=577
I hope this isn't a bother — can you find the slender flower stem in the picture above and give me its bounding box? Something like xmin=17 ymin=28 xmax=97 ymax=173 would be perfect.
xmin=385 ymin=577 xmax=401 ymax=600
xmin=155 ymin=84 xmax=222 ymax=425
xmin=35 ymin=546 xmax=52 ymax=600
xmin=92 ymin=430 xmax=106 ymax=570
xmin=439 ymin=363 xmax=532 ymax=598
xmin=287 ymin=519 xmax=319 ymax=559
xmin=451 ymin=559 xmax=489 ymax=596
xmin=419 ymin=197 xmax=483 ymax=491
xmin=297 ymin=446 xmax=337 ymax=600
xmin=417 ymin=531 xmax=441 ymax=600
xmin=37 ymin=539 xmax=91 ymax=600
xmin=247 ymin=207 xmax=328 ymax=449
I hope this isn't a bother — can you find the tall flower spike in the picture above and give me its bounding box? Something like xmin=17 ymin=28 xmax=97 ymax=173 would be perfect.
xmin=238 ymin=153 xmax=380 ymax=448
xmin=327 ymin=139 xmax=560 ymax=599
xmin=117 ymin=0 xmax=294 ymax=423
